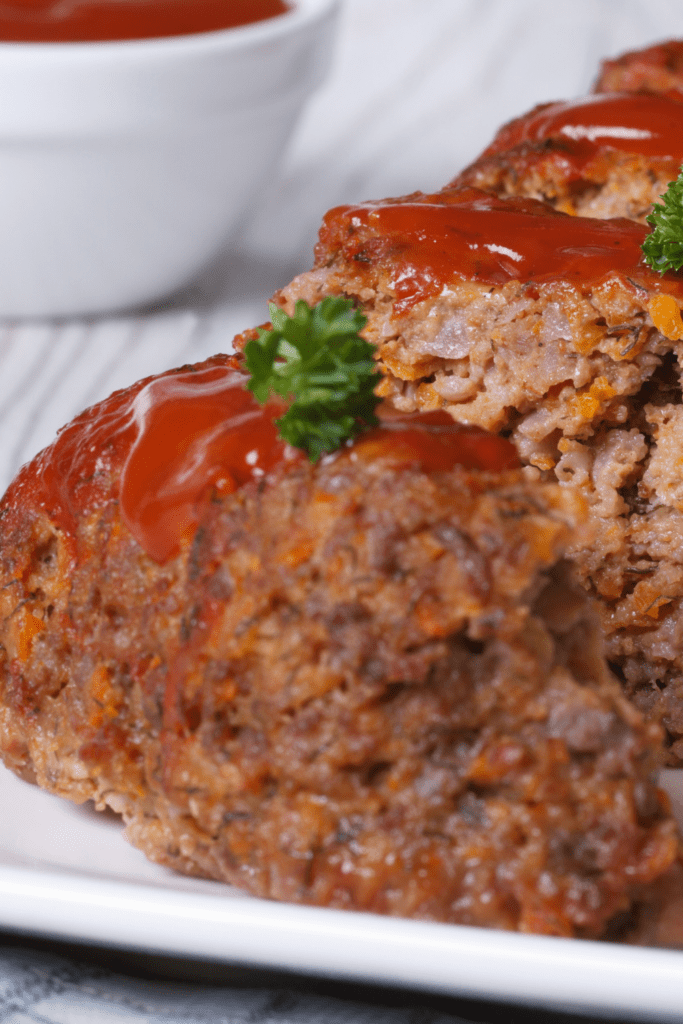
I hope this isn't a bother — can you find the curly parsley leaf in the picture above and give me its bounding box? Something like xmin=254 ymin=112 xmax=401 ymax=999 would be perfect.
xmin=643 ymin=167 xmax=683 ymax=274
xmin=244 ymin=297 xmax=382 ymax=461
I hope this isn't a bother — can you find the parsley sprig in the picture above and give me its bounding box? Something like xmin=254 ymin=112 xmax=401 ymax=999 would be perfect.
xmin=244 ymin=297 xmax=381 ymax=461
xmin=643 ymin=167 xmax=683 ymax=274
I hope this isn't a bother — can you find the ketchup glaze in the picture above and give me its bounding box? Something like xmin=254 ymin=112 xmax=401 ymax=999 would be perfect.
xmin=3 ymin=357 xmax=289 ymax=564
xmin=118 ymin=363 xmax=293 ymax=563
xmin=355 ymin=409 xmax=520 ymax=476
xmin=480 ymin=92 xmax=683 ymax=166
xmin=3 ymin=357 xmax=519 ymax=565
xmin=317 ymin=187 xmax=662 ymax=314
xmin=0 ymin=0 xmax=290 ymax=44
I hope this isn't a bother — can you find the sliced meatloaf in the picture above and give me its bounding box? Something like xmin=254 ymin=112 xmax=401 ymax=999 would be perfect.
xmin=452 ymin=92 xmax=683 ymax=222
xmin=264 ymin=187 xmax=683 ymax=759
xmin=0 ymin=357 xmax=676 ymax=937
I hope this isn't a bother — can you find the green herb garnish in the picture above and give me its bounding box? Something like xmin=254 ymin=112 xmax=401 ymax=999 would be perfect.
xmin=643 ymin=167 xmax=683 ymax=274
xmin=244 ymin=296 xmax=381 ymax=461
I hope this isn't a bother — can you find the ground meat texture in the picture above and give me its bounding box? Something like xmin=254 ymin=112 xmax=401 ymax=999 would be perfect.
xmin=274 ymin=188 xmax=678 ymax=448
xmin=0 ymin=359 xmax=676 ymax=937
xmin=258 ymin=187 xmax=683 ymax=759
xmin=593 ymin=39 xmax=683 ymax=96
xmin=452 ymin=91 xmax=683 ymax=223
xmin=620 ymin=857 xmax=683 ymax=948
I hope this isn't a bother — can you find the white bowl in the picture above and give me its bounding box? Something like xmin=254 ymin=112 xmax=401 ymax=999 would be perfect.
xmin=0 ymin=0 xmax=339 ymax=318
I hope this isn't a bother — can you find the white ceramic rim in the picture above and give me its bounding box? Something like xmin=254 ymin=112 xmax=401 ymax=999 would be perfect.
xmin=2 ymin=861 xmax=683 ymax=1021
xmin=0 ymin=0 xmax=340 ymax=58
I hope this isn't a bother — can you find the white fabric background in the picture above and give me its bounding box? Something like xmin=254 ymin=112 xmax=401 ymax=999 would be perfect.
xmin=2 ymin=2 xmax=683 ymax=1020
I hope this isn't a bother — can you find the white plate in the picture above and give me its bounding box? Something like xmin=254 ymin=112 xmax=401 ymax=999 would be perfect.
xmin=1 ymin=764 xmax=683 ymax=1021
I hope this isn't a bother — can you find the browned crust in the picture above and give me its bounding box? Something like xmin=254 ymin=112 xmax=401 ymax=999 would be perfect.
xmin=594 ymin=40 xmax=683 ymax=96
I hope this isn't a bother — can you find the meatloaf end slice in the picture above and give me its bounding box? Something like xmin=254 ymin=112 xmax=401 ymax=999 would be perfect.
xmin=0 ymin=359 xmax=676 ymax=937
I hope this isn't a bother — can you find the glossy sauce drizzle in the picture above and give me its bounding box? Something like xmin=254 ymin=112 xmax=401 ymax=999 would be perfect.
xmin=481 ymin=92 xmax=683 ymax=164
xmin=318 ymin=187 xmax=659 ymax=313
xmin=4 ymin=358 xmax=519 ymax=565
xmin=0 ymin=0 xmax=290 ymax=43
xmin=357 ymin=409 xmax=520 ymax=475
xmin=118 ymin=364 xmax=293 ymax=563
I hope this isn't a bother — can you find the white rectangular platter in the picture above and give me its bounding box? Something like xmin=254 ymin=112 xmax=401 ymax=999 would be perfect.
xmin=1 ymin=764 xmax=683 ymax=1022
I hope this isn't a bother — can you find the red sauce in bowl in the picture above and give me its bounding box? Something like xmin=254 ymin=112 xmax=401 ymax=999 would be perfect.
xmin=0 ymin=0 xmax=290 ymax=43
xmin=3 ymin=357 xmax=519 ymax=565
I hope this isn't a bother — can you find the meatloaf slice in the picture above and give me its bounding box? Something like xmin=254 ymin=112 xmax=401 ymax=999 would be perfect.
xmin=266 ymin=187 xmax=683 ymax=759
xmin=452 ymin=92 xmax=683 ymax=222
xmin=275 ymin=188 xmax=679 ymax=446
xmin=594 ymin=39 xmax=683 ymax=96
xmin=0 ymin=358 xmax=676 ymax=937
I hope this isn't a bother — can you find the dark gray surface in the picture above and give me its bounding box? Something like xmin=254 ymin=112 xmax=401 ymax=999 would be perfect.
xmin=0 ymin=931 xmax=636 ymax=1024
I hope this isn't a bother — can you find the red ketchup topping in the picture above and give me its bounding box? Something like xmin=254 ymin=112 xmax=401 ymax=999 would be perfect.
xmin=3 ymin=358 xmax=519 ymax=565
xmin=0 ymin=0 xmax=290 ymax=43
xmin=480 ymin=92 xmax=683 ymax=165
xmin=354 ymin=409 xmax=520 ymax=474
xmin=118 ymin=364 xmax=292 ymax=563
xmin=317 ymin=187 xmax=669 ymax=313
xmin=4 ymin=358 xmax=289 ymax=564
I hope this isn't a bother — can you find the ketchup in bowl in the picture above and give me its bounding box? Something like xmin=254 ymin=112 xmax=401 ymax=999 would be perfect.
xmin=0 ymin=0 xmax=290 ymax=43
